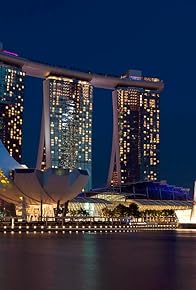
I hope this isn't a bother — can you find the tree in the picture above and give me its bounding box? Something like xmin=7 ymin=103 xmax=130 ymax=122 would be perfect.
xmin=161 ymin=209 xmax=175 ymax=217
xmin=77 ymin=207 xmax=89 ymax=217
xmin=68 ymin=207 xmax=89 ymax=217
xmin=102 ymin=207 xmax=114 ymax=218
xmin=128 ymin=203 xmax=141 ymax=218
xmin=112 ymin=204 xmax=130 ymax=217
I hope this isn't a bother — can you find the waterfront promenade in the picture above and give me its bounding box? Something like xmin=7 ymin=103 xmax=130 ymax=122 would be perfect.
xmin=0 ymin=218 xmax=177 ymax=234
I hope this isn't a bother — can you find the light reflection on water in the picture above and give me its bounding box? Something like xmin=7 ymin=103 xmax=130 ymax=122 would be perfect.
xmin=0 ymin=231 xmax=196 ymax=290
xmin=176 ymin=229 xmax=196 ymax=237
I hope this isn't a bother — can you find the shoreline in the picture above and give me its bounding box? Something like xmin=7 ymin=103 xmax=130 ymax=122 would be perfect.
xmin=0 ymin=221 xmax=177 ymax=234
xmin=0 ymin=221 xmax=195 ymax=235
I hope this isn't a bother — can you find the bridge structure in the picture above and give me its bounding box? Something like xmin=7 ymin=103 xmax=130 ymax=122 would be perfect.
xmin=0 ymin=51 xmax=164 ymax=91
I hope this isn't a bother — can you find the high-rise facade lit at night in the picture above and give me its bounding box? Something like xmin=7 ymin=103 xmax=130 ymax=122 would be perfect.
xmin=0 ymin=64 xmax=25 ymax=162
xmin=0 ymin=49 xmax=163 ymax=191
xmin=108 ymin=70 xmax=160 ymax=186
xmin=37 ymin=76 xmax=93 ymax=191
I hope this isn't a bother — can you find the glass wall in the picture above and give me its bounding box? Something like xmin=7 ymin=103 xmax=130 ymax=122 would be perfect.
xmin=46 ymin=77 xmax=93 ymax=191
xmin=0 ymin=64 xmax=25 ymax=162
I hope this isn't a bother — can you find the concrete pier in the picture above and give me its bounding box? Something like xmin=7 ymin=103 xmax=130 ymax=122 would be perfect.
xmin=0 ymin=220 xmax=177 ymax=235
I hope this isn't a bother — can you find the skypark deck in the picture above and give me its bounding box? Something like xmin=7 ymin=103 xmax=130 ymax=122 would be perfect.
xmin=0 ymin=51 xmax=164 ymax=91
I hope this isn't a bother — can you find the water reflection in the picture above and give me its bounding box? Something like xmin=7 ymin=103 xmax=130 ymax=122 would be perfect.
xmin=81 ymin=234 xmax=100 ymax=290
xmin=0 ymin=232 xmax=195 ymax=290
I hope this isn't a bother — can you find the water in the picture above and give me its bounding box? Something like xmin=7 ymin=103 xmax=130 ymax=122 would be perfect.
xmin=0 ymin=231 xmax=196 ymax=290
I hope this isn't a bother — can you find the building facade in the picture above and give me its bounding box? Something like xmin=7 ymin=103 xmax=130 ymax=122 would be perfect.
xmin=0 ymin=63 xmax=25 ymax=162
xmin=37 ymin=76 xmax=93 ymax=191
xmin=0 ymin=49 xmax=164 ymax=192
xmin=108 ymin=70 xmax=160 ymax=186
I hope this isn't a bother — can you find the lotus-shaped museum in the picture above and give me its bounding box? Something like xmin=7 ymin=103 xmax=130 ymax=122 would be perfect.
xmin=0 ymin=141 xmax=89 ymax=206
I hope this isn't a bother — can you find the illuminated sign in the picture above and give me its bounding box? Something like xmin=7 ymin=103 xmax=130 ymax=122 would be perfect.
xmin=2 ymin=50 xmax=18 ymax=57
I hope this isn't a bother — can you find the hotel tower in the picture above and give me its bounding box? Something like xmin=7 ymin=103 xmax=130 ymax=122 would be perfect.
xmin=0 ymin=47 xmax=163 ymax=191
xmin=37 ymin=77 xmax=93 ymax=191
xmin=108 ymin=70 xmax=161 ymax=186
xmin=0 ymin=63 xmax=25 ymax=162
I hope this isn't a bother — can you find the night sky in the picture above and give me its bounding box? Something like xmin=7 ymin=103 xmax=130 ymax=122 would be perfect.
xmin=0 ymin=0 xmax=196 ymax=189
